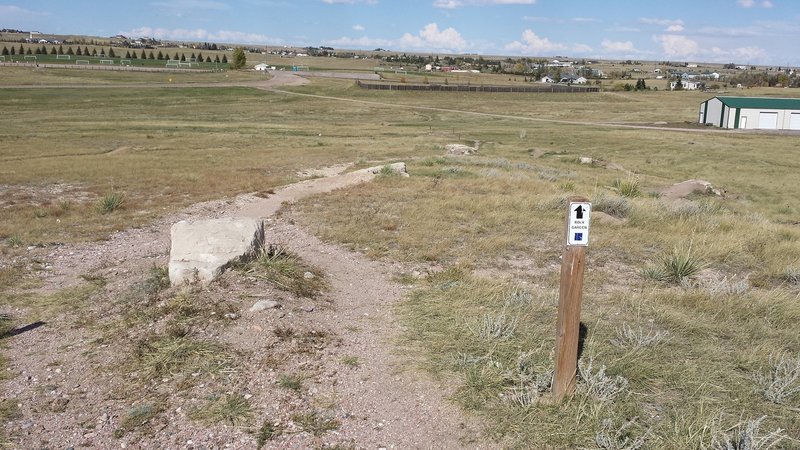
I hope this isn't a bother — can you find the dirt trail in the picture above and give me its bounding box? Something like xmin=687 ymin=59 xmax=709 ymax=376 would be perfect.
xmin=1 ymin=164 xmax=490 ymax=449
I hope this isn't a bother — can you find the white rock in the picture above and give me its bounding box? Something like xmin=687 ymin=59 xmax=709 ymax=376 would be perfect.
xmin=168 ymin=218 xmax=264 ymax=285
xmin=580 ymin=157 xmax=594 ymax=164
xmin=250 ymin=300 xmax=280 ymax=312
xmin=303 ymin=271 xmax=315 ymax=279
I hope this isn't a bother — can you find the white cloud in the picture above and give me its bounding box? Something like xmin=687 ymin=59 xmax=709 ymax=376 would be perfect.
xmin=0 ymin=4 xmax=47 ymax=19
xmin=666 ymin=24 xmax=684 ymax=32
xmin=504 ymin=29 xmax=566 ymax=55
xmin=639 ymin=17 xmax=684 ymax=27
xmin=125 ymin=26 xmax=283 ymax=44
xmin=605 ymin=26 xmax=640 ymax=32
xmin=324 ymin=35 xmax=392 ymax=48
xmin=601 ymin=39 xmax=636 ymax=52
xmin=353 ymin=24 xmax=365 ymax=31
xmin=398 ymin=23 xmax=467 ymax=51
xmin=737 ymin=0 xmax=773 ymax=7
xmin=572 ymin=17 xmax=599 ymax=23
xmin=657 ymin=34 xmax=699 ymax=57
xmin=434 ymin=0 xmax=535 ymax=8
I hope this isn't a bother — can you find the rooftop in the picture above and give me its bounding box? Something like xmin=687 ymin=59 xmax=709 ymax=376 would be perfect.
xmin=715 ymin=96 xmax=800 ymax=109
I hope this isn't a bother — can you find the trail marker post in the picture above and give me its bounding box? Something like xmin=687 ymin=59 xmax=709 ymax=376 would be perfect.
xmin=553 ymin=196 xmax=591 ymax=401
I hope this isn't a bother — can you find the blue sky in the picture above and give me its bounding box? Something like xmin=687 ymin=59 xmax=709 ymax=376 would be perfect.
xmin=2 ymin=0 xmax=800 ymax=65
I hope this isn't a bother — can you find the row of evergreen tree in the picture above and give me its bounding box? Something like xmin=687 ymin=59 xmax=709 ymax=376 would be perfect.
xmin=1 ymin=45 xmax=228 ymax=63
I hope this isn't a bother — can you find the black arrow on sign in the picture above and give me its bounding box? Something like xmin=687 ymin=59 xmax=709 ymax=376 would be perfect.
xmin=574 ymin=205 xmax=585 ymax=219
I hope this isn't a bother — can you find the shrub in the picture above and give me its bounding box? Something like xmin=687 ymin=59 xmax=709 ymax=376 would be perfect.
xmin=613 ymin=177 xmax=641 ymax=198
xmin=710 ymin=416 xmax=787 ymax=450
xmin=96 ymin=192 xmax=124 ymax=214
xmin=593 ymin=193 xmax=630 ymax=218
xmin=643 ymin=242 xmax=705 ymax=285
xmin=752 ymin=352 xmax=800 ymax=405
xmin=578 ymin=358 xmax=629 ymax=403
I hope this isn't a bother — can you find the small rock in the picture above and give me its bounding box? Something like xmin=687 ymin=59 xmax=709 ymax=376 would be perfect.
xmin=250 ymin=300 xmax=280 ymax=312
xmin=224 ymin=313 xmax=239 ymax=320
xmin=579 ymin=157 xmax=594 ymax=164
xmin=83 ymin=432 xmax=96 ymax=439
xmin=301 ymin=305 xmax=315 ymax=313
xmin=303 ymin=271 xmax=315 ymax=279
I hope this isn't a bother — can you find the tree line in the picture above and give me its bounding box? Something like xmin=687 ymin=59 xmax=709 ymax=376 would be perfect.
xmin=1 ymin=45 xmax=228 ymax=63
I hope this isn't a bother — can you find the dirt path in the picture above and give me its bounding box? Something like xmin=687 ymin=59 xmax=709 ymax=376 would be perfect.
xmin=1 ymin=165 xmax=490 ymax=449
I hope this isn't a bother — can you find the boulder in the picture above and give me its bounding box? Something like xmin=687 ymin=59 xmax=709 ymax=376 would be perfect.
xmin=169 ymin=218 xmax=264 ymax=285
xmin=365 ymin=162 xmax=410 ymax=177
xmin=445 ymin=144 xmax=478 ymax=155
xmin=658 ymin=179 xmax=724 ymax=200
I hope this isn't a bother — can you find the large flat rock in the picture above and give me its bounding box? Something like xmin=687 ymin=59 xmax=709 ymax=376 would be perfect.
xmin=169 ymin=218 xmax=264 ymax=285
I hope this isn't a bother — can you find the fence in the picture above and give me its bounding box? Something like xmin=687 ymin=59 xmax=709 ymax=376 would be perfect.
xmin=355 ymin=80 xmax=599 ymax=93
xmin=0 ymin=61 xmax=216 ymax=74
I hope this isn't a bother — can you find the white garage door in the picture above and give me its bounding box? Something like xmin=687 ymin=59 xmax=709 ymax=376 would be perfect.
xmin=790 ymin=113 xmax=800 ymax=130
xmin=758 ymin=112 xmax=779 ymax=129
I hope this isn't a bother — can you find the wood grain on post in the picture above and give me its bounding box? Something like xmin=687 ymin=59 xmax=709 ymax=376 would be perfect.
xmin=553 ymin=196 xmax=588 ymax=401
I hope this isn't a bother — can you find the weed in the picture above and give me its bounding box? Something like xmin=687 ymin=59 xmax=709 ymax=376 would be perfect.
xmin=291 ymin=411 xmax=340 ymax=436
xmin=644 ymin=242 xmax=705 ymax=285
xmin=256 ymin=418 xmax=283 ymax=448
xmin=707 ymin=276 xmax=750 ymax=297
xmin=752 ymin=352 xmax=800 ymax=405
xmin=0 ymin=314 xmax=12 ymax=337
xmin=58 ymin=200 xmax=72 ymax=213
xmin=95 ymin=192 xmax=125 ymax=214
xmin=470 ymin=312 xmax=517 ymax=340
xmin=668 ymin=199 xmax=724 ymax=219
xmin=559 ymin=181 xmax=576 ymax=191
xmin=578 ymin=358 xmax=629 ymax=403
xmin=613 ymin=323 xmax=669 ymax=348
xmin=503 ymin=285 xmax=532 ymax=307
xmin=595 ymin=417 xmax=648 ymax=450
xmin=273 ymin=325 xmax=297 ymax=340
xmin=710 ymin=416 xmax=788 ymax=450
xmin=133 ymin=335 xmax=233 ymax=381
xmin=5 ymin=235 xmax=23 ymax=248
xmin=144 ymin=265 xmax=170 ymax=294
xmin=378 ymin=164 xmax=397 ymax=176
xmin=0 ymin=399 xmax=21 ymax=421
xmin=784 ymin=266 xmax=800 ymax=285
xmin=340 ymin=356 xmax=360 ymax=368
xmin=190 ymin=393 xmax=252 ymax=426
xmin=593 ymin=193 xmax=630 ymax=218
xmin=613 ymin=177 xmax=641 ymax=198
xmin=33 ymin=208 xmax=48 ymax=218
xmin=242 ymin=244 xmax=327 ymax=298
xmin=277 ymin=373 xmax=305 ymax=391
xmin=113 ymin=403 xmax=159 ymax=438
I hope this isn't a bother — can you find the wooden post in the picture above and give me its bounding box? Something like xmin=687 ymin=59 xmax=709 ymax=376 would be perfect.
xmin=553 ymin=196 xmax=591 ymax=401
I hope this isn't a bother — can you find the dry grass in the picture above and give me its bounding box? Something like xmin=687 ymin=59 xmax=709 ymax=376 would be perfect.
xmin=2 ymin=67 xmax=800 ymax=448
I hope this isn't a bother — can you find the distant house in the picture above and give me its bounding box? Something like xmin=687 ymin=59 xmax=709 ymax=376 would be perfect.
xmin=540 ymin=75 xmax=555 ymax=83
xmin=699 ymin=96 xmax=800 ymax=130
xmin=254 ymin=63 xmax=270 ymax=71
xmin=671 ymin=80 xmax=705 ymax=90
xmin=573 ymin=76 xmax=588 ymax=84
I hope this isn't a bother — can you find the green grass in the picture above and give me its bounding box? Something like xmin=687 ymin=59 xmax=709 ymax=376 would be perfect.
xmin=277 ymin=373 xmax=306 ymax=391
xmin=132 ymin=334 xmax=233 ymax=381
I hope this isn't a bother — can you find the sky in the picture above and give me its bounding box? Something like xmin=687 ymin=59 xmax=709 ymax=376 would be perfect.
xmin=2 ymin=0 xmax=800 ymax=65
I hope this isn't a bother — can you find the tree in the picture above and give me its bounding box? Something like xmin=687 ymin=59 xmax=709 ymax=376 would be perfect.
xmin=75 ymin=46 xmax=82 ymax=56
xmin=51 ymin=46 xmax=57 ymax=55
xmin=58 ymin=44 xmax=63 ymax=55
xmin=180 ymin=53 xmax=186 ymax=61
xmin=205 ymin=56 xmax=211 ymax=63
xmin=231 ymin=47 xmax=246 ymax=69
xmin=84 ymin=46 xmax=90 ymax=56
xmin=214 ymin=54 xmax=220 ymax=63
xmin=108 ymin=48 xmax=116 ymax=58
xmin=2 ymin=46 xmax=9 ymax=56
xmin=672 ymin=77 xmax=683 ymax=90
xmin=67 ymin=46 xmax=74 ymax=55
xmin=221 ymin=54 xmax=228 ymax=64
xmin=149 ymin=51 xmax=155 ymax=59
xmin=140 ymin=50 xmax=147 ymax=59
xmin=25 ymin=47 xmax=32 ymax=55
xmin=157 ymin=50 xmax=164 ymax=60
xmin=197 ymin=52 xmax=203 ymax=61
xmin=125 ymin=50 xmax=131 ymax=58
xmin=9 ymin=46 xmax=15 ymax=55
xmin=19 ymin=44 xmax=25 ymax=55
xmin=131 ymin=51 xmax=137 ymax=59
xmin=91 ymin=48 xmax=97 ymax=56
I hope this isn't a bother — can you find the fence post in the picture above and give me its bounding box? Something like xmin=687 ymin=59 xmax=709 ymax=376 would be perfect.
xmin=553 ymin=196 xmax=592 ymax=401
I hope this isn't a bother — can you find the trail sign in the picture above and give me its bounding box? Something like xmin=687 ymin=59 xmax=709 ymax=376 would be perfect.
xmin=567 ymin=202 xmax=591 ymax=246
xmin=553 ymin=197 xmax=591 ymax=401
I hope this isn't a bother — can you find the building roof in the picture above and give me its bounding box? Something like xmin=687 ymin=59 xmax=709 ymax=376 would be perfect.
xmin=715 ymin=96 xmax=800 ymax=110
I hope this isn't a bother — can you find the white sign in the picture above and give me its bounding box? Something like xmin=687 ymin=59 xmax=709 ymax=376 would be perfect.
xmin=567 ymin=202 xmax=591 ymax=246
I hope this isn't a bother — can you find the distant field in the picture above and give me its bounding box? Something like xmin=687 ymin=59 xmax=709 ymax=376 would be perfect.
xmin=1 ymin=66 xmax=799 ymax=448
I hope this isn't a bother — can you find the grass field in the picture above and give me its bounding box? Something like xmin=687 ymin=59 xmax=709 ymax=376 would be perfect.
xmin=1 ymin=66 xmax=799 ymax=448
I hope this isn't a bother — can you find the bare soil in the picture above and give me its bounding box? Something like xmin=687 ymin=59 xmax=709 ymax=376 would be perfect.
xmin=1 ymin=168 xmax=490 ymax=449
